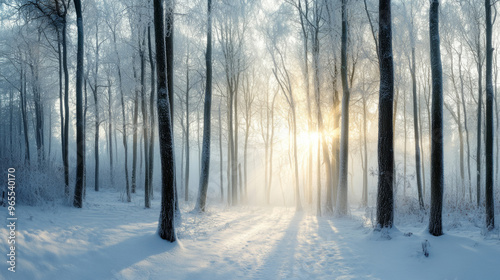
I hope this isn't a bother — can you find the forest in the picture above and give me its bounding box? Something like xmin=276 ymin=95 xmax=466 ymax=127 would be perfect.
xmin=0 ymin=0 xmax=499 ymax=279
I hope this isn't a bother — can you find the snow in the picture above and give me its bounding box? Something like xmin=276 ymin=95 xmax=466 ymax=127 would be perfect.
xmin=1 ymin=190 xmax=499 ymax=280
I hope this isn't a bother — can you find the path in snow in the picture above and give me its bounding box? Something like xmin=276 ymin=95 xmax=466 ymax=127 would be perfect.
xmin=1 ymin=189 xmax=499 ymax=280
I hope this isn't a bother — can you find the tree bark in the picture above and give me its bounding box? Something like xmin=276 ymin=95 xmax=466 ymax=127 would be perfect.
xmin=184 ymin=57 xmax=191 ymax=202
xmin=428 ymin=0 xmax=444 ymax=236
xmin=154 ymin=0 xmax=176 ymax=242
xmin=337 ymin=0 xmax=350 ymax=216
xmin=73 ymin=0 xmax=85 ymax=208
xmin=92 ymin=21 xmax=100 ymax=192
xmin=484 ymin=0 xmax=495 ymax=230
xmin=146 ymin=21 xmax=156 ymax=208
xmin=196 ymin=0 xmax=213 ymax=211
xmin=376 ymin=0 xmax=395 ymax=228
xmin=411 ymin=47 xmax=424 ymax=209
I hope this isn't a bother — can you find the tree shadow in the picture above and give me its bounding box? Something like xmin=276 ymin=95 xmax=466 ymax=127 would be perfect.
xmin=249 ymin=211 xmax=304 ymax=279
xmin=16 ymin=227 xmax=178 ymax=280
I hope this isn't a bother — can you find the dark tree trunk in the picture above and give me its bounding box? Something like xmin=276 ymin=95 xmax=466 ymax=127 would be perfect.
xmin=155 ymin=0 xmax=176 ymax=242
xmin=428 ymin=0 xmax=444 ymax=236
xmin=107 ymin=77 xmax=114 ymax=186
xmin=20 ymin=62 xmax=30 ymax=163
xmin=184 ymin=56 xmax=190 ymax=202
xmin=132 ymin=54 xmax=139 ymax=194
xmin=196 ymin=0 xmax=213 ymax=212
xmin=73 ymin=0 xmax=85 ymax=208
xmin=62 ymin=13 xmax=70 ymax=198
xmin=56 ymin=28 xmax=65 ymax=179
xmin=92 ymin=22 xmax=100 ymax=192
xmin=485 ymin=0 xmax=495 ymax=230
xmin=165 ymin=0 xmax=175 ymax=122
xmin=377 ymin=0 xmax=395 ymax=229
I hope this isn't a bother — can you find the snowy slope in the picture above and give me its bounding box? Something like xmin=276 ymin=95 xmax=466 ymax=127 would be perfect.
xmin=1 ymin=190 xmax=499 ymax=280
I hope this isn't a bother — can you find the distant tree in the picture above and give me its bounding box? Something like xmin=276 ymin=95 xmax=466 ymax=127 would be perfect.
xmin=404 ymin=2 xmax=424 ymax=210
xmin=428 ymin=0 xmax=444 ymax=237
xmin=107 ymin=8 xmax=131 ymax=202
xmin=268 ymin=31 xmax=302 ymax=212
xmin=376 ymin=0 xmax=394 ymax=228
xmin=154 ymin=0 xmax=176 ymax=242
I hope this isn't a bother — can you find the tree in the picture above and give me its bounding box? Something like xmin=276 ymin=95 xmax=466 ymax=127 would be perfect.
xmin=428 ymin=0 xmax=444 ymax=237
xmin=87 ymin=13 xmax=104 ymax=192
xmin=336 ymin=0 xmax=350 ymax=216
xmin=268 ymin=30 xmax=302 ymax=212
xmin=404 ymin=1 xmax=424 ymax=210
xmin=154 ymin=0 xmax=176 ymax=242
xmin=107 ymin=8 xmax=131 ymax=203
xmin=376 ymin=0 xmax=394 ymax=229
xmin=484 ymin=0 xmax=495 ymax=230
xmin=196 ymin=0 xmax=213 ymax=212
xmin=146 ymin=18 xmax=156 ymax=208
xmin=73 ymin=0 xmax=85 ymax=208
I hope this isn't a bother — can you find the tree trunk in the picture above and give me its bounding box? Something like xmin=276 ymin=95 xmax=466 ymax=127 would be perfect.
xmin=107 ymin=77 xmax=114 ymax=187
xmin=411 ymin=47 xmax=424 ymax=209
xmin=404 ymin=88 xmax=407 ymax=198
xmin=448 ymin=48 xmax=465 ymax=200
xmin=20 ymin=62 xmax=30 ymax=163
xmin=92 ymin=22 xmax=100 ymax=192
xmin=132 ymin=54 xmax=139 ymax=194
xmin=428 ymin=0 xmax=444 ymax=236
xmin=362 ymin=97 xmax=368 ymax=207
xmin=457 ymin=53 xmax=472 ymax=202
xmin=56 ymin=29 xmax=65 ymax=176
xmin=62 ymin=14 xmax=70 ymax=198
xmin=165 ymin=0 xmax=174 ymax=123
xmin=485 ymin=0 xmax=495 ymax=230
xmin=139 ymin=27 xmax=149 ymax=206
xmin=154 ymin=0 xmax=176 ymax=242
xmin=112 ymin=24 xmax=131 ymax=203
xmin=337 ymin=0 xmax=350 ymax=216
xmin=73 ymin=0 xmax=85 ymax=208
xmin=292 ymin=107 xmax=302 ymax=211
xmin=377 ymin=0 xmax=395 ymax=228
xmin=196 ymin=0 xmax=213 ymax=210
xmin=267 ymin=93 xmax=277 ymax=204
xmin=185 ymin=58 xmax=190 ymax=202
xmin=219 ymin=106 xmax=224 ymax=202
xmin=146 ymin=22 xmax=156 ymax=208
xmin=476 ymin=39 xmax=484 ymax=207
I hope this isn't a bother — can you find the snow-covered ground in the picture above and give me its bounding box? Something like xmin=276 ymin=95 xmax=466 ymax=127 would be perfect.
xmin=1 ymin=189 xmax=499 ymax=280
